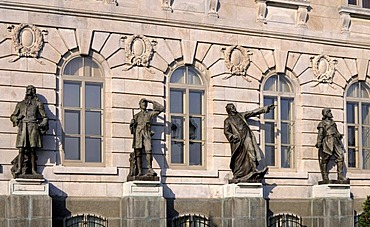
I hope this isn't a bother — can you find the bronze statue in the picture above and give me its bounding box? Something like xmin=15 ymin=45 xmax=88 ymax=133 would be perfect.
xmin=10 ymin=85 xmax=48 ymax=178
xmin=315 ymin=108 xmax=348 ymax=183
xmin=224 ymin=103 xmax=274 ymax=183
xmin=128 ymin=98 xmax=164 ymax=180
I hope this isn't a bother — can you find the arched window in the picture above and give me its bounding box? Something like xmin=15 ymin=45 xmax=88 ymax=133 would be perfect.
xmin=262 ymin=74 xmax=295 ymax=168
xmin=346 ymin=82 xmax=370 ymax=169
xmin=169 ymin=66 xmax=206 ymax=167
xmin=62 ymin=57 xmax=104 ymax=165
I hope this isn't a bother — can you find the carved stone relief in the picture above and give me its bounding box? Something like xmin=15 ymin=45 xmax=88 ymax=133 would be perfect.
xmin=208 ymin=0 xmax=219 ymax=17
xmin=297 ymin=6 xmax=308 ymax=27
xmin=256 ymin=0 xmax=267 ymax=23
xmin=121 ymin=35 xmax=157 ymax=72
xmin=222 ymin=45 xmax=253 ymax=80
xmin=7 ymin=24 xmax=46 ymax=64
xmin=340 ymin=12 xmax=351 ymax=33
xmin=310 ymin=54 xmax=337 ymax=86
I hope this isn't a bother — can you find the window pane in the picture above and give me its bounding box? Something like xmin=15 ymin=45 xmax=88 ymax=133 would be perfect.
xmin=188 ymin=68 xmax=202 ymax=85
xmin=347 ymin=83 xmax=358 ymax=97
xmin=363 ymin=127 xmax=370 ymax=147
xmin=362 ymin=104 xmax=370 ymax=125
xmin=364 ymin=0 xmax=370 ymax=8
xmin=85 ymin=111 xmax=101 ymax=135
xmin=361 ymin=83 xmax=370 ymax=98
xmin=264 ymin=76 xmax=277 ymax=91
xmin=171 ymin=117 xmax=184 ymax=139
xmin=279 ymin=76 xmax=291 ymax=93
xmin=348 ymin=0 xmax=356 ymax=4
xmin=63 ymin=58 xmax=83 ymax=76
xmin=171 ymin=141 xmax=184 ymax=163
xmin=64 ymin=137 xmax=80 ymax=160
xmin=63 ymin=82 xmax=80 ymax=107
xmin=265 ymin=145 xmax=275 ymax=166
xmin=281 ymin=146 xmax=291 ymax=168
xmin=189 ymin=142 xmax=202 ymax=165
xmin=189 ymin=117 xmax=202 ymax=140
xmin=84 ymin=58 xmax=101 ymax=78
xmin=264 ymin=97 xmax=276 ymax=119
xmin=348 ymin=126 xmax=356 ymax=146
xmin=86 ymin=84 xmax=102 ymax=109
xmin=265 ymin=122 xmax=275 ymax=143
xmin=85 ymin=138 xmax=102 ymax=162
xmin=281 ymin=122 xmax=291 ymax=144
xmin=348 ymin=148 xmax=356 ymax=167
xmin=363 ymin=149 xmax=370 ymax=169
xmin=189 ymin=91 xmax=203 ymax=115
xmin=170 ymin=89 xmax=184 ymax=113
xmin=65 ymin=110 xmax=80 ymax=134
xmin=170 ymin=68 xmax=185 ymax=83
xmin=281 ymin=98 xmax=293 ymax=120
xmin=347 ymin=102 xmax=356 ymax=124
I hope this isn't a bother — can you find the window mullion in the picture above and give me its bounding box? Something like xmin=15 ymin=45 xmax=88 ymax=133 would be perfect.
xmin=185 ymin=88 xmax=190 ymax=166
xmin=276 ymin=96 xmax=281 ymax=168
xmin=81 ymin=81 xmax=86 ymax=163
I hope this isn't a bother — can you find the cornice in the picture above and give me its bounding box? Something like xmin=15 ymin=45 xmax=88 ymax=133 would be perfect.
xmin=1 ymin=1 xmax=370 ymax=52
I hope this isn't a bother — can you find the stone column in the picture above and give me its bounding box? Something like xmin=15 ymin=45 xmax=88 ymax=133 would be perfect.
xmin=222 ymin=183 xmax=266 ymax=226
xmin=121 ymin=181 xmax=166 ymax=226
xmin=6 ymin=178 xmax=52 ymax=227
xmin=311 ymin=184 xmax=353 ymax=226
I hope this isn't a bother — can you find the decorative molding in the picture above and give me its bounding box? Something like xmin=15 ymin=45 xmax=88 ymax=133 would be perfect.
xmin=297 ymin=5 xmax=308 ymax=27
xmin=121 ymin=35 xmax=157 ymax=72
xmin=7 ymin=23 xmax=46 ymax=64
xmin=161 ymin=0 xmax=172 ymax=12
xmin=310 ymin=54 xmax=337 ymax=86
xmin=208 ymin=0 xmax=219 ymax=18
xmin=221 ymin=45 xmax=253 ymax=80
xmin=256 ymin=0 xmax=267 ymax=23
xmin=339 ymin=11 xmax=351 ymax=33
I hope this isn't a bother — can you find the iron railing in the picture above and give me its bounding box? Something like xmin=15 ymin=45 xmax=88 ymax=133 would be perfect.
xmin=268 ymin=213 xmax=303 ymax=227
xmin=172 ymin=214 xmax=210 ymax=227
xmin=65 ymin=214 xmax=108 ymax=227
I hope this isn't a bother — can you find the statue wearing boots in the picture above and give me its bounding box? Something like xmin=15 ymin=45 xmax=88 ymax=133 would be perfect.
xmin=315 ymin=108 xmax=349 ymax=184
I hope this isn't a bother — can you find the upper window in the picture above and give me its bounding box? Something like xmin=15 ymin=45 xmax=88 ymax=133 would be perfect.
xmin=262 ymin=74 xmax=295 ymax=168
xmin=346 ymin=82 xmax=370 ymax=169
xmin=169 ymin=66 xmax=206 ymax=167
xmin=349 ymin=0 xmax=370 ymax=8
xmin=62 ymin=57 xmax=104 ymax=165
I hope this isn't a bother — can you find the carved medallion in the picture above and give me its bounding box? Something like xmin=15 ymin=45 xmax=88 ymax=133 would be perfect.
xmin=310 ymin=54 xmax=337 ymax=85
xmin=222 ymin=45 xmax=253 ymax=80
xmin=8 ymin=24 xmax=44 ymax=62
xmin=121 ymin=35 xmax=157 ymax=71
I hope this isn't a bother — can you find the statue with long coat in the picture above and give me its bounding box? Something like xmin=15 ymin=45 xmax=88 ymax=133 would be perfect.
xmin=224 ymin=103 xmax=274 ymax=182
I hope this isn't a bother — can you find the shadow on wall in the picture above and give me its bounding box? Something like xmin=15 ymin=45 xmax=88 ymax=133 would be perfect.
xmin=49 ymin=183 xmax=70 ymax=227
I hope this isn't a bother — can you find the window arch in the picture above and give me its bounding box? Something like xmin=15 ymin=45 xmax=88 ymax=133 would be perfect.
xmin=346 ymin=81 xmax=370 ymax=169
xmin=262 ymin=74 xmax=295 ymax=168
xmin=62 ymin=56 xmax=104 ymax=165
xmin=169 ymin=66 xmax=206 ymax=167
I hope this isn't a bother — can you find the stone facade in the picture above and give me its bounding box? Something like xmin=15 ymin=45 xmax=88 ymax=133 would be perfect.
xmin=0 ymin=0 xmax=370 ymax=226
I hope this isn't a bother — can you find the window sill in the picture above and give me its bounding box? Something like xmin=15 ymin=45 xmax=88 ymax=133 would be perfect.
xmin=53 ymin=166 xmax=118 ymax=175
xmin=161 ymin=169 xmax=219 ymax=178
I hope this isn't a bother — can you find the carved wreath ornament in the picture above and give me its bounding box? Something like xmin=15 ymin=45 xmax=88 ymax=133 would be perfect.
xmin=8 ymin=24 xmax=45 ymax=63
xmin=222 ymin=45 xmax=253 ymax=80
xmin=310 ymin=54 xmax=337 ymax=86
xmin=121 ymin=35 xmax=157 ymax=72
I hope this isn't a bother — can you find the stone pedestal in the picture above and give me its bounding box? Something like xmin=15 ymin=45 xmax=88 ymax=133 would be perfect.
xmin=5 ymin=178 xmax=51 ymax=227
xmin=311 ymin=184 xmax=353 ymax=226
xmin=122 ymin=181 xmax=166 ymax=226
xmin=222 ymin=183 xmax=266 ymax=226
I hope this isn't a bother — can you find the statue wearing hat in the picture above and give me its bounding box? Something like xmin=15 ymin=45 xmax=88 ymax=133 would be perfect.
xmin=128 ymin=98 xmax=164 ymax=180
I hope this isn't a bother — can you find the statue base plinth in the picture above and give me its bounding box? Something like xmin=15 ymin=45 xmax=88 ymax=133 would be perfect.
xmin=127 ymin=175 xmax=159 ymax=182
xmin=318 ymin=179 xmax=350 ymax=185
xmin=312 ymin=184 xmax=350 ymax=198
xmin=15 ymin=174 xmax=44 ymax=179
xmin=123 ymin=180 xmax=162 ymax=197
xmin=223 ymin=183 xmax=263 ymax=198
xmin=10 ymin=178 xmax=49 ymax=195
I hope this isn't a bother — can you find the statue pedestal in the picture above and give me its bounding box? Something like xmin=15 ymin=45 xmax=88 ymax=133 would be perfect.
xmin=312 ymin=184 xmax=350 ymax=198
xmin=10 ymin=178 xmax=49 ymax=195
xmin=222 ymin=183 xmax=266 ymax=226
xmin=223 ymin=183 xmax=263 ymax=198
xmin=121 ymin=181 xmax=166 ymax=226
xmin=5 ymin=178 xmax=51 ymax=227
